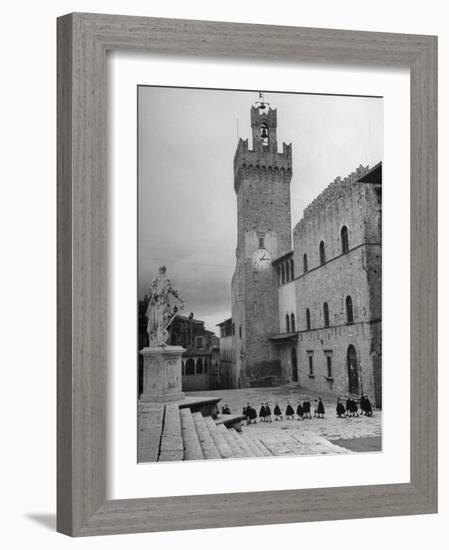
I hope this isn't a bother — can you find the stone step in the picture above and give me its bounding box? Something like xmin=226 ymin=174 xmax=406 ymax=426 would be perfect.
xmin=237 ymin=431 xmax=266 ymax=458
xmin=228 ymin=427 xmax=255 ymax=458
xmin=180 ymin=396 xmax=221 ymax=418
xmin=191 ymin=412 xmax=221 ymax=460
xmin=158 ymin=404 xmax=184 ymax=462
xmin=246 ymin=434 xmax=273 ymax=457
xmin=204 ymin=416 xmax=233 ymax=459
xmin=215 ymin=414 xmax=246 ymax=432
xmin=216 ymin=424 xmax=245 ymax=458
xmin=180 ymin=407 xmax=204 ymax=461
xmin=137 ymin=403 xmax=164 ymax=463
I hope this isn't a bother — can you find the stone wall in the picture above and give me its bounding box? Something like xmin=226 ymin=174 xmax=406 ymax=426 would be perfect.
xmin=282 ymin=165 xmax=382 ymax=406
xmin=278 ymin=279 xmax=296 ymax=333
xmin=294 ymin=322 xmax=376 ymax=399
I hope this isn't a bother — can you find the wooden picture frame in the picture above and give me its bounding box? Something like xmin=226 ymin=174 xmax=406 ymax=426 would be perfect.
xmin=57 ymin=12 xmax=438 ymax=536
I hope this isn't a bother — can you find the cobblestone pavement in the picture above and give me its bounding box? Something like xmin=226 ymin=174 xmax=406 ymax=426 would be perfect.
xmin=187 ymin=386 xmax=382 ymax=457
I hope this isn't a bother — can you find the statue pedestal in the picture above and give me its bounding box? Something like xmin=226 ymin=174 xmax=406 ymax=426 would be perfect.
xmin=139 ymin=346 xmax=186 ymax=403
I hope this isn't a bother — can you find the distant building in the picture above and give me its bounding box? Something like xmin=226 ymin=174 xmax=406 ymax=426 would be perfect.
xmin=138 ymin=305 xmax=219 ymax=392
xmin=216 ymin=318 xmax=236 ymax=389
xmin=218 ymin=97 xmax=382 ymax=407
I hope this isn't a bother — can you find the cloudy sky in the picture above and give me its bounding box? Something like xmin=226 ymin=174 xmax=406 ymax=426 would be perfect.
xmin=138 ymin=86 xmax=383 ymax=334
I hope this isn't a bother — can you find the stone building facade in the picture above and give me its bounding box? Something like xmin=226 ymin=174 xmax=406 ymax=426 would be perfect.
xmin=216 ymin=318 xmax=236 ymax=389
xmin=276 ymin=162 xmax=382 ymax=406
xmin=219 ymin=97 xmax=382 ymax=407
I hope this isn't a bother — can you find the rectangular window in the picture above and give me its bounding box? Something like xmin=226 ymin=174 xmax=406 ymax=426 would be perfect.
xmin=308 ymin=354 xmax=314 ymax=376
xmin=326 ymin=355 xmax=332 ymax=378
xmin=258 ymin=236 xmax=264 ymax=248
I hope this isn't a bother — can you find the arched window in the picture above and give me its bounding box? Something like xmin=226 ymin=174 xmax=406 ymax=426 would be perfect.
xmin=323 ymin=302 xmax=330 ymax=327
xmin=286 ymin=314 xmax=290 ymax=333
xmin=303 ymin=253 xmax=308 ymax=273
xmin=290 ymin=313 xmax=296 ymax=332
xmin=185 ymin=359 xmax=195 ymax=375
xmin=306 ymin=308 xmax=311 ymax=330
xmin=281 ymin=263 xmax=285 ymax=285
xmin=345 ymin=295 xmax=354 ymax=324
xmin=196 ymin=358 xmax=203 ymax=374
xmin=341 ymin=225 xmax=349 ymax=253
xmin=290 ymin=258 xmax=294 ymax=279
xmin=319 ymin=241 xmax=326 ymax=265
xmin=260 ymin=122 xmax=269 ymax=146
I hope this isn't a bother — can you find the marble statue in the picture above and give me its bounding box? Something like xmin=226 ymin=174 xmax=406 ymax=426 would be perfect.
xmin=145 ymin=266 xmax=184 ymax=346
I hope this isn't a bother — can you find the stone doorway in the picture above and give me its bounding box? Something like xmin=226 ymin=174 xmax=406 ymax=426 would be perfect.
xmin=347 ymin=344 xmax=359 ymax=394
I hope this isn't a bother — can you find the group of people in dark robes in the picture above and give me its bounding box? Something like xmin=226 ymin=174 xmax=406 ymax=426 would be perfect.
xmin=257 ymin=402 xmax=272 ymax=422
xmin=359 ymin=394 xmax=373 ymax=416
xmin=242 ymin=398 xmax=327 ymax=423
xmin=336 ymin=394 xmax=373 ymax=418
xmin=242 ymin=394 xmax=374 ymax=425
xmin=242 ymin=403 xmax=258 ymax=424
xmin=221 ymin=404 xmax=231 ymax=415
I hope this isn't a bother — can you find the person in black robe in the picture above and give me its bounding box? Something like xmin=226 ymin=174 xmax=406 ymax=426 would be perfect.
xmin=317 ymin=397 xmax=325 ymax=418
xmin=365 ymin=396 xmax=373 ymax=416
xmin=345 ymin=396 xmax=354 ymax=417
xmin=265 ymin=402 xmax=272 ymax=422
xmin=243 ymin=402 xmax=251 ymax=424
xmin=248 ymin=406 xmax=258 ymax=423
xmin=360 ymin=394 xmax=367 ymax=415
xmin=360 ymin=394 xmax=373 ymax=416
xmin=348 ymin=397 xmax=359 ymax=417
xmin=336 ymin=398 xmax=346 ymax=418
xmin=259 ymin=403 xmax=266 ymax=422
xmin=273 ymin=403 xmax=282 ymax=421
xmin=285 ymin=402 xmax=294 ymax=420
xmin=296 ymin=402 xmax=303 ymax=420
xmin=302 ymin=400 xmax=312 ymax=419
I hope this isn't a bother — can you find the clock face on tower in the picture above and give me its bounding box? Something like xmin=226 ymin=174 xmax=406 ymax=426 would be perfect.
xmin=252 ymin=248 xmax=271 ymax=270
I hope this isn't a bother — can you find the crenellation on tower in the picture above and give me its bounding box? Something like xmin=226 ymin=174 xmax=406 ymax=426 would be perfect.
xmin=234 ymin=137 xmax=293 ymax=193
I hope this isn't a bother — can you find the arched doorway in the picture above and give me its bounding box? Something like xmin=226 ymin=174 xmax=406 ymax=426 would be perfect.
xmin=347 ymin=345 xmax=359 ymax=394
xmin=185 ymin=359 xmax=195 ymax=375
xmin=291 ymin=347 xmax=298 ymax=383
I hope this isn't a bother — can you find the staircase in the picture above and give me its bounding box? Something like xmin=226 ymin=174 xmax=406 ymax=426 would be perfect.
xmin=140 ymin=396 xmax=273 ymax=462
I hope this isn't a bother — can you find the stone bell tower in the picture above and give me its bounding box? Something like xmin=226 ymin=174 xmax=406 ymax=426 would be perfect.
xmin=231 ymin=94 xmax=293 ymax=386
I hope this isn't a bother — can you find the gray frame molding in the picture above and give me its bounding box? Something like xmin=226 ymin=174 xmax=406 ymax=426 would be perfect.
xmin=57 ymin=12 xmax=437 ymax=537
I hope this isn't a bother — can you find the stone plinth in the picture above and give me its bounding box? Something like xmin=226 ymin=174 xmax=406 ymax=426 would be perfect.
xmin=139 ymin=346 xmax=186 ymax=403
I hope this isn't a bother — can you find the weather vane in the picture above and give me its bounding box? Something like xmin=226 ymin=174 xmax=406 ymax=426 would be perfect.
xmin=255 ymin=91 xmax=270 ymax=110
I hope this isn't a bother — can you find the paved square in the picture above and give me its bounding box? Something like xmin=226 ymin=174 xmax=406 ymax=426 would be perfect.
xmin=188 ymin=385 xmax=382 ymax=457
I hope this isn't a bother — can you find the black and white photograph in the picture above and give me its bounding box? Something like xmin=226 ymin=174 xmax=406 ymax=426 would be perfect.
xmin=137 ymin=86 xmax=383 ymax=463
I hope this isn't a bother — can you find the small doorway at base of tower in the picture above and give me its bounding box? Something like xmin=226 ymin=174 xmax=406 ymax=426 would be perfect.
xmin=347 ymin=344 xmax=359 ymax=395
xmin=291 ymin=347 xmax=298 ymax=383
